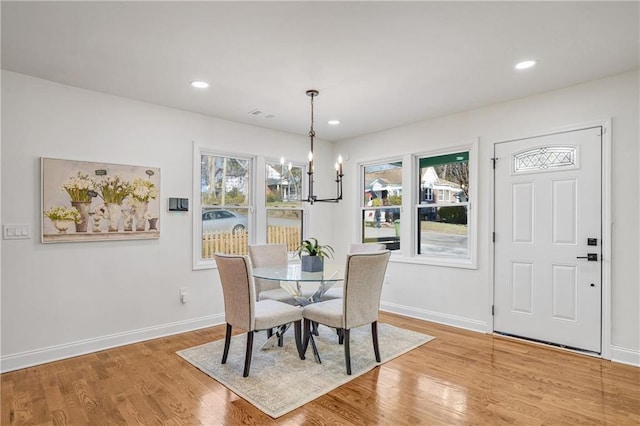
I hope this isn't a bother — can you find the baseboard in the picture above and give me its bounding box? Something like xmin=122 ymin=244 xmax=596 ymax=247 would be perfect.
xmin=0 ymin=314 xmax=224 ymax=373
xmin=381 ymin=302 xmax=640 ymax=368
xmin=610 ymin=344 xmax=640 ymax=367
xmin=380 ymin=301 xmax=488 ymax=333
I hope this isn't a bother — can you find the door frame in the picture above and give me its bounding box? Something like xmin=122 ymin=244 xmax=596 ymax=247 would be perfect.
xmin=489 ymin=119 xmax=612 ymax=359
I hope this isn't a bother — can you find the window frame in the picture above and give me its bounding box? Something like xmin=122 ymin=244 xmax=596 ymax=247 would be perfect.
xmin=359 ymin=157 xmax=404 ymax=253
xmin=193 ymin=143 xmax=255 ymax=270
xmin=413 ymin=140 xmax=478 ymax=269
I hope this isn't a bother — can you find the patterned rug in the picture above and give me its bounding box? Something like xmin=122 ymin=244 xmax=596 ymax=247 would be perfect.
xmin=177 ymin=323 xmax=435 ymax=418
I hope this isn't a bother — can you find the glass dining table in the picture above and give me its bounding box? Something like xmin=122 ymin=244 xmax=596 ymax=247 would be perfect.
xmin=252 ymin=262 xmax=344 ymax=362
xmin=252 ymin=262 xmax=343 ymax=305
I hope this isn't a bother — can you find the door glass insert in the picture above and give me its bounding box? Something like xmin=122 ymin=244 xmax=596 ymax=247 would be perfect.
xmin=513 ymin=146 xmax=576 ymax=173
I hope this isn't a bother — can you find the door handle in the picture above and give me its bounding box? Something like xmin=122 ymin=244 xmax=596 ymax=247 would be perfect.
xmin=576 ymin=253 xmax=598 ymax=261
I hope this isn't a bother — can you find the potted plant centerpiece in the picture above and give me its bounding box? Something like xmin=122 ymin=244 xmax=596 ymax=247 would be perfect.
xmin=295 ymin=237 xmax=334 ymax=272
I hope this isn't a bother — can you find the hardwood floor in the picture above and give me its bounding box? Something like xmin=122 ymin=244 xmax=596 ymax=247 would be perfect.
xmin=2 ymin=312 xmax=639 ymax=425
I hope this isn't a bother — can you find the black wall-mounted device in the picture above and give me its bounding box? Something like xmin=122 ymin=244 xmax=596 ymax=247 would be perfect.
xmin=168 ymin=197 xmax=189 ymax=212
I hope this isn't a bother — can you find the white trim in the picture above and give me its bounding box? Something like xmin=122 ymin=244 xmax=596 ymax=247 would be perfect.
xmin=600 ymin=119 xmax=612 ymax=361
xmin=610 ymin=344 xmax=640 ymax=367
xmin=380 ymin=301 xmax=488 ymax=333
xmin=0 ymin=314 xmax=224 ymax=373
xmin=490 ymin=119 xmax=612 ymax=360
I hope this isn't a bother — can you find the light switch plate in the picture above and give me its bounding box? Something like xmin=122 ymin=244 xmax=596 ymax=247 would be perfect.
xmin=3 ymin=224 xmax=31 ymax=240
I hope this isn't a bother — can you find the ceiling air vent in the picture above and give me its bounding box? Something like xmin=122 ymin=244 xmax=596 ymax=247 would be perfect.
xmin=248 ymin=109 xmax=262 ymax=116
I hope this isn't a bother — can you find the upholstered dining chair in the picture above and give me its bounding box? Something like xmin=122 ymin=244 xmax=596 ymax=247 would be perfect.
xmin=302 ymin=250 xmax=391 ymax=375
xmin=248 ymin=244 xmax=314 ymax=305
xmin=214 ymin=253 xmax=305 ymax=377
xmin=321 ymin=243 xmax=386 ymax=301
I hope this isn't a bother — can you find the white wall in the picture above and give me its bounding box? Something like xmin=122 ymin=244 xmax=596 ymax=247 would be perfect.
xmin=333 ymin=70 xmax=639 ymax=365
xmin=2 ymin=70 xmax=638 ymax=371
xmin=0 ymin=71 xmax=336 ymax=371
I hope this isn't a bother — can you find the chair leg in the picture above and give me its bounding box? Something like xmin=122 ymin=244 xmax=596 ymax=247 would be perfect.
xmin=372 ymin=321 xmax=381 ymax=362
xmin=243 ymin=331 xmax=254 ymax=377
xmin=338 ymin=328 xmax=344 ymax=345
xmin=294 ymin=320 xmax=304 ymax=360
xmin=222 ymin=323 xmax=232 ymax=364
xmin=278 ymin=328 xmax=284 ymax=347
xmin=344 ymin=328 xmax=351 ymax=375
xmin=302 ymin=318 xmax=311 ymax=357
xmin=266 ymin=328 xmax=273 ymax=339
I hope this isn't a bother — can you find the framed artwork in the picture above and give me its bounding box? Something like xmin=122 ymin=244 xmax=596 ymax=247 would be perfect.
xmin=41 ymin=157 xmax=160 ymax=243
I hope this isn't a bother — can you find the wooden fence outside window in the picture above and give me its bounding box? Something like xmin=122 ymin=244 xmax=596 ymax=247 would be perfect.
xmin=202 ymin=225 xmax=301 ymax=258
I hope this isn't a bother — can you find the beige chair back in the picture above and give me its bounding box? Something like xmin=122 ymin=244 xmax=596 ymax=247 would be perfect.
xmin=349 ymin=243 xmax=386 ymax=253
xmin=248 ymin=244 xmax=288 ymax=298
xmin=214 ymin=254 xmax=256 ymax=331
xmin=342 ymin=251 xmax=391 ymax=329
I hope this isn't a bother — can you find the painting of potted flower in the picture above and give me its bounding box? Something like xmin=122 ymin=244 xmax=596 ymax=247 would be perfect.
xmin=61 ymin=171 xmax=95 ymax=202
xmin=96 ymin=175 xmax=131 ymax=232
xmin=131 ymin=177 xmax=158 ymax=230
xmin=60 ymin=171 xmax=96 ymax=232
xmin=96 ymin=174 xmax=131 ymax=204
xmin=44 ymin=206 xmax=81 ymax=234
xmin=89 ymin=204 xmax=107 ymax=232
xmin=41 ymin=157 xmax=160 ymax=242
xmin=144 ymin=211 xmax=159 ymax=230
xmin=131 ymin=177 xmax=158 ymax=203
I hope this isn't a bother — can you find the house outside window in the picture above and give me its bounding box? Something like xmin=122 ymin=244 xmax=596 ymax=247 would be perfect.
xmin=265 ymin=159 xmax=304 ymax=251
xmin=424 ymin=187 xmax=433 ymax=202
xmin=417 ymin=151 xmax=470 ymax=261
xmin=361 ymin=160 xmax=402 ymax=250
xmin=196 ymin=151 xmax=252 ymax=266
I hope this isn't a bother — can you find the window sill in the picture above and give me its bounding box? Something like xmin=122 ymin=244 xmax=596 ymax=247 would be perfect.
xmin=389 ymin=253 xmax=477 ymax=270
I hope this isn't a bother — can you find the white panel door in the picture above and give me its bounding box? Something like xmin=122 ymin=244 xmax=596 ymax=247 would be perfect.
xmin=494 ymin=127 xmax=602 ymax=353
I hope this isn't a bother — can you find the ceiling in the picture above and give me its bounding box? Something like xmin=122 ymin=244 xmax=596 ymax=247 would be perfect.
xmin=2 ymin=2 xmax=638 ymax=142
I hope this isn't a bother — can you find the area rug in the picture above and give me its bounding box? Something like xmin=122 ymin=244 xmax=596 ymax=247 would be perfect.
xmin=177 ymin=323 xmax=434 ymax=418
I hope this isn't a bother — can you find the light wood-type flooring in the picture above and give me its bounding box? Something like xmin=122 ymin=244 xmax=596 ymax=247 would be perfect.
xmin=2 ymin=312 xmax=639 ymax=425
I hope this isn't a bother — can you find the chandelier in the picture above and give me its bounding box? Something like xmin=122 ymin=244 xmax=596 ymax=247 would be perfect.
xmin=303 ymin=89 xmax=343 ymax=204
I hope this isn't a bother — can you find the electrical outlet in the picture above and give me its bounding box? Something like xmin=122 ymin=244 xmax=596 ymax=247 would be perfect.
xmin=180 ymin=287 xmax=189 ymax=303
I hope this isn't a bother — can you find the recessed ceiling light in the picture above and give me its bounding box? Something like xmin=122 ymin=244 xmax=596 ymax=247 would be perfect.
xmin=190 ymin=81 xmax=209 ymax=89
xmin=515 ymin=60 xmax=537 ymax=70
xmin=328 ymin=120 xmax=340 ymax=125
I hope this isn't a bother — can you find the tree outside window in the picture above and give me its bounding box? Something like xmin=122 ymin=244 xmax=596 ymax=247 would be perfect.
xmin=417 ymin=152 xmax=470 ymax=259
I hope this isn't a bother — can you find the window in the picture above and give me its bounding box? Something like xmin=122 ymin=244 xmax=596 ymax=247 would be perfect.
xmin=417 ymin=151 xmax=472 ymax=262
xmin=425 ymin=187 xmax=433 ymax=202
xmin=265 ymin=159 xmax=304 ymax=251
xmin=361 ymin=160 xmax=402 ymax=251
xmin=196 ymin=150 xmax=252 ymax=267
